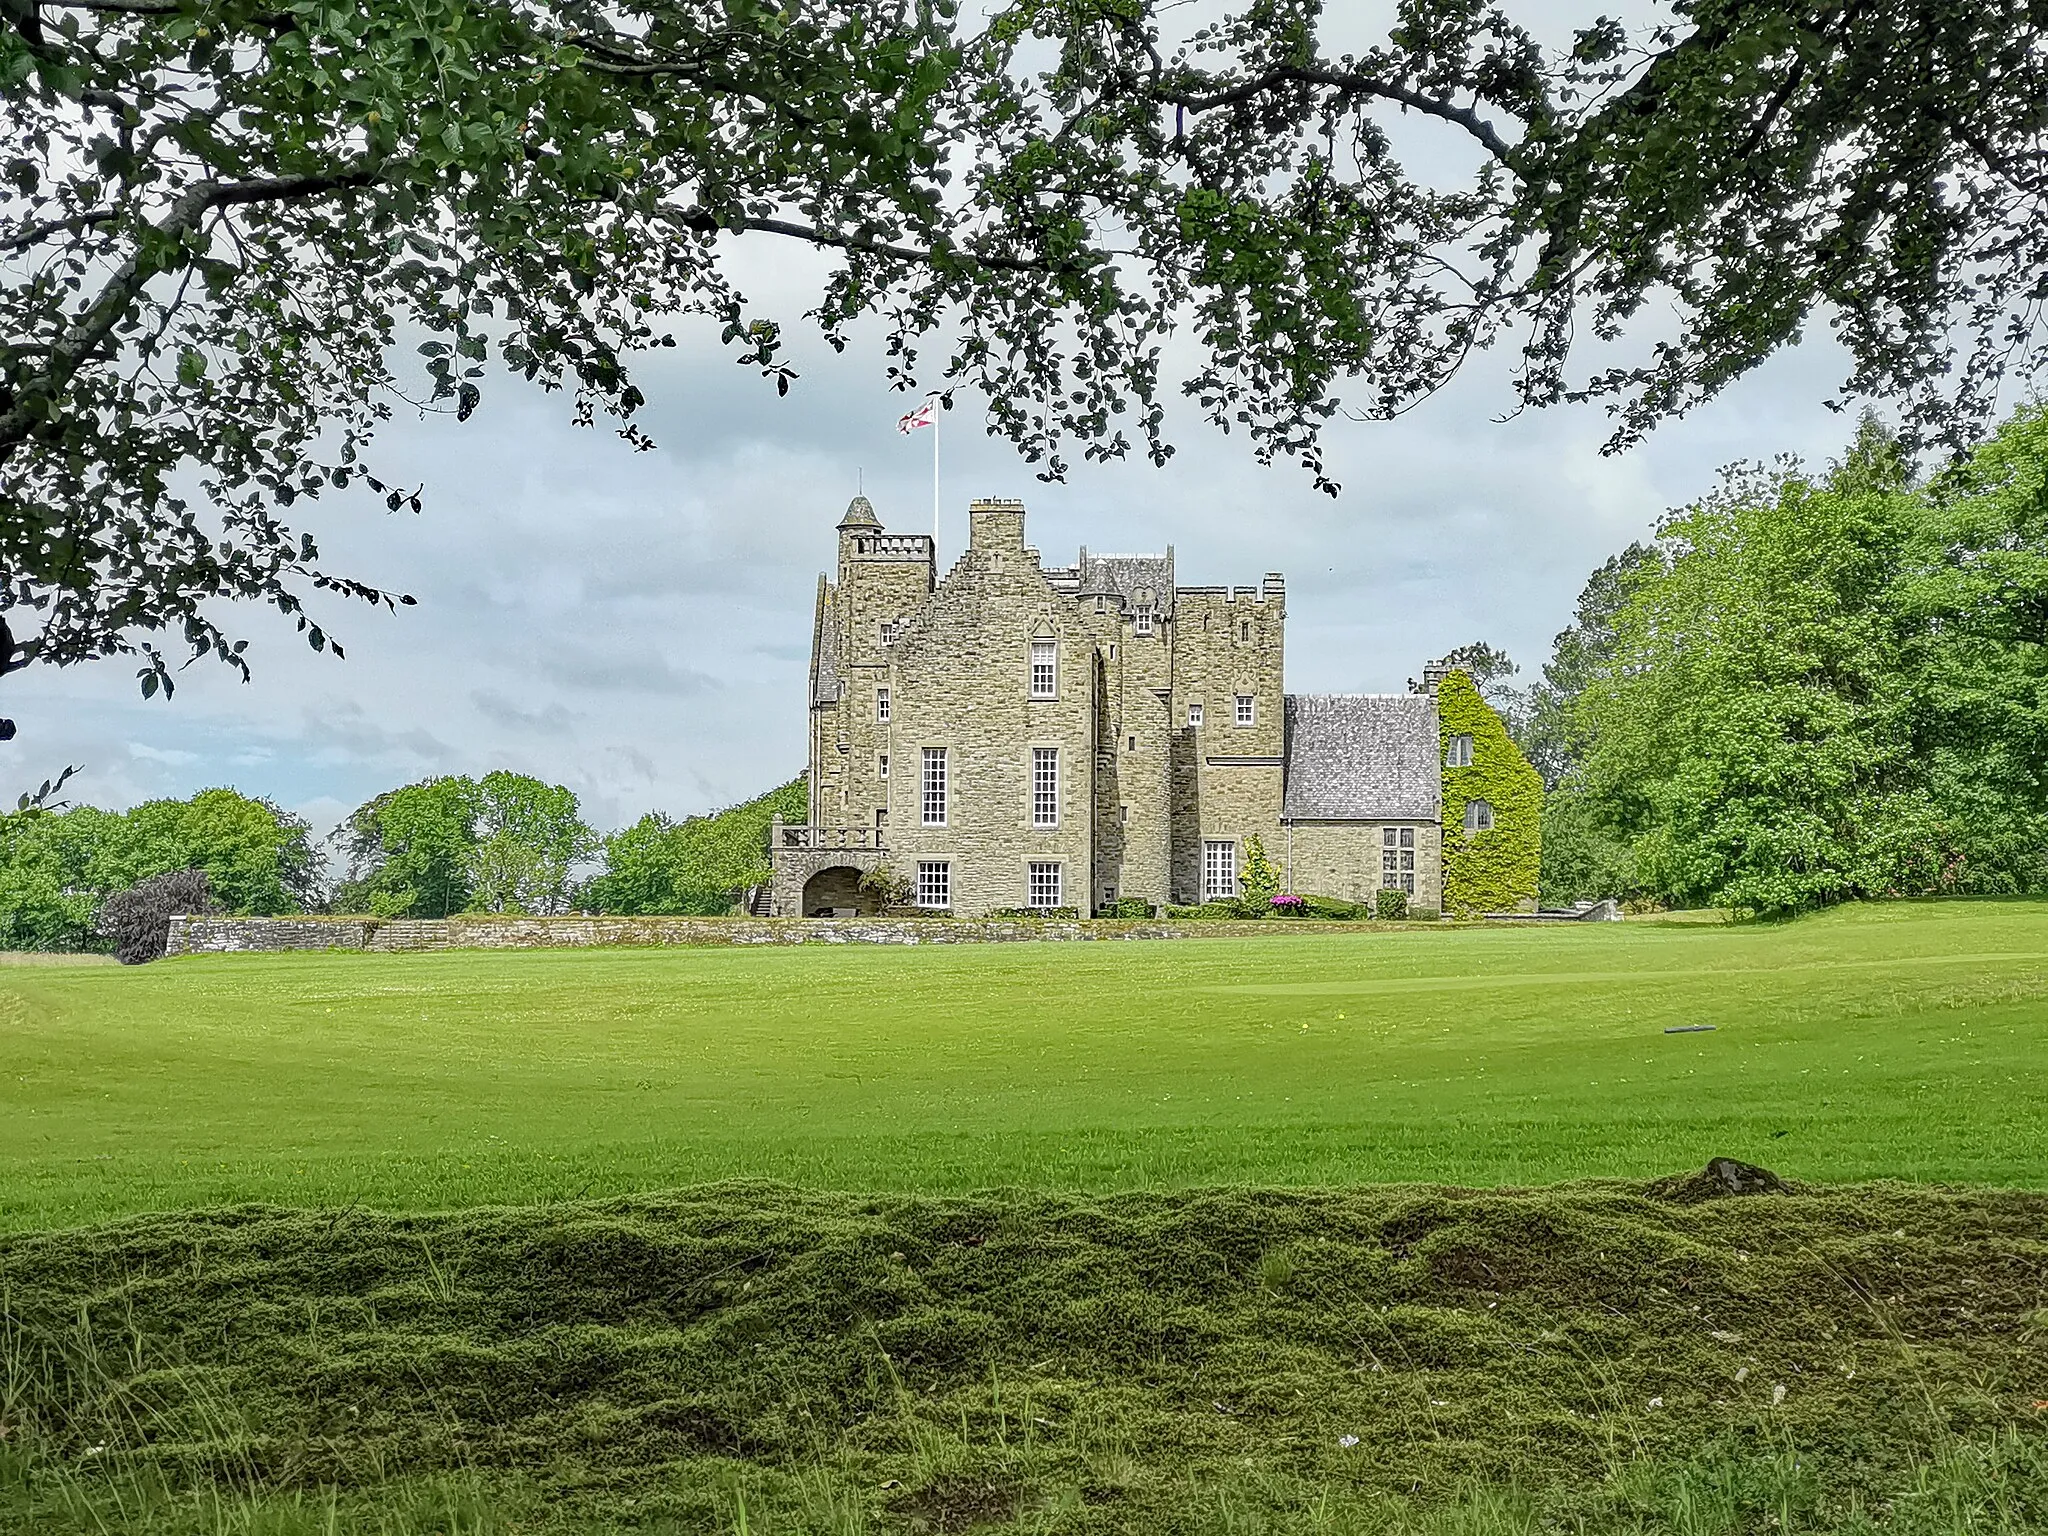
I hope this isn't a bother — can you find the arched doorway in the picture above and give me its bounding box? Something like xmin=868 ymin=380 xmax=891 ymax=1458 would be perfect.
xmin=801 ymin=866 xmax=878 ymax=917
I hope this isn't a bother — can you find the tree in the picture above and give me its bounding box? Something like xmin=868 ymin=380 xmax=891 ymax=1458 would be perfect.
xmin=1557 ymin=406 xmax=2048 ymax=914
xmin=97 ymin=867 xmax=217 ymax=963
xmin=95 ymin=787 xmax=317 ymax=914
xmin=467 ymin=770 xmax=594 ymax=914
xmin=336 ymin=776 xmax=482 ymax=918
xmin=6 ymin=0 xmax=2048 ymax=718
xmin=579 ymin=775 xmax=805 ymax=915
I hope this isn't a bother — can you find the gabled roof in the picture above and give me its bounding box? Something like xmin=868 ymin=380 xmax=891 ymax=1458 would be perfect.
xmin=1077 ymin=549 xmax=1174 ymax=616
xmin=1283 ymin=693 xmax=1440 ymax=820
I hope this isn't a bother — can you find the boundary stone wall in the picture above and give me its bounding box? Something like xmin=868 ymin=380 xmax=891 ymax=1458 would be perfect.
xmin=165 ymin=913 xmax=1427 ymax=956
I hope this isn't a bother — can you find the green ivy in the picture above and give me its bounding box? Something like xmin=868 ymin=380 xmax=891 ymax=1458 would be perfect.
xmin=1438 ymin=671 xmax=1543 ymax=915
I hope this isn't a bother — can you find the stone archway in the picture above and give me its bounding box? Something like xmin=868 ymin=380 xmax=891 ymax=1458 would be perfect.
xmin=800 ymin=866 xmax=879 ymax=918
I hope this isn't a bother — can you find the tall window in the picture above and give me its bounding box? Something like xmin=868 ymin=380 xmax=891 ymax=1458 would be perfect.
xmin=1203 ymin=840 xmax=1237 ymax=901
xmin=1447 ymin=733 xmax=1473 ymax=767
xmin=1032 ymin=747 xmax=1059 ymax=827
xmin=1133 ymin=610 xmax=1153 ymax=636
xmin=878 ymin=753 xmax=889 ymax=779
xmin=1187 ymin=702 xmax=1204 ymax=728
xmin=1382 ymin=827 xmax=1416 ymax=894
xmin=922 ymin=747 xmax=947 ymax=825
xmin=1235 ymin=694 xmax=1255 ymax=727
xmin=916 ymin=861 xmax=950 ymax=909
xmin=1030 ymin=639 xmax=1057 ymax=698
xmin=875 ymin=687 xmax=890 ymax=723
xmin=1028 ymin=862 xmax=1062 ymax=909
xmin=1464 ymin=799 xmax=1495 ymax=832
xmin=1239 ymin=620 xmax=1251 ymax=642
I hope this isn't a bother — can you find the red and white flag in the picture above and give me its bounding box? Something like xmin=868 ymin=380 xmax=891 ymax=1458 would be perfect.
xmin=896 ymin=397 xmax=939 ymax=433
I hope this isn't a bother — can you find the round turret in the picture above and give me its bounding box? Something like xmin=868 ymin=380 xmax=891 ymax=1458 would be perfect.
xmin=839 ymin=495 xmax=881 ymax=529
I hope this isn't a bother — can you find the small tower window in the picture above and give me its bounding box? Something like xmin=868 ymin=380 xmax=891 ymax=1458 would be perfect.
xmin=1235 ymin=694 xmax=1255 ymax=727
xmin=1187 ymin=702 xmax=1204 ymax=728
xmin=1447 ymin=734 xmax=1474 ymax=767
xmin=875 ymin=687 xmax=890 ymax=723
xmin=1030 ymin=638 xmax=1057 ymax=698
xmin=1239 ymin=620 xmax=1251 ymax=642
xmin=1095 ymin=595 xmax=1106 ymax=614
xmin=1465 ymin=799 xmax=1495 ymax=833
xmin=878 ymin=753 xmax=889 ymax=780
xmin=1133 ymin=610 xmax=1152 ymax=636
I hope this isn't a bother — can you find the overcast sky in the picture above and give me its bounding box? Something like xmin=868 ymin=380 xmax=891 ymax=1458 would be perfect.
xmin=17 ymin=55 xmax=1871 ymax=839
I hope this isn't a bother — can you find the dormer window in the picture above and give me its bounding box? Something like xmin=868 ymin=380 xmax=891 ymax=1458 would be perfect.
xmin=1030 ymin=638 xmax=1056 ymax=698
xmin=1133 ymin=610 xmax=1152 ymax=636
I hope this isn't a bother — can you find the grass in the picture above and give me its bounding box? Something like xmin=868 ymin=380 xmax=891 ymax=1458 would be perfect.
xmin=3 ymin=1180 xmax=2046 ymax=1533
xmin=4 ymin=899 xmax=2047 ymax=1231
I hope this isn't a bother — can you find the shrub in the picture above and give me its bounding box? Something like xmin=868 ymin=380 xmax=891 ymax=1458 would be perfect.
xmin=1270 ymin=894 xmax=1307 ymax=916
xmin=97 ymin=869 xmax=218 ymax=964
xmin=984 ymin=906 xmax=1081 ymax=919
xmin=1239 ymin=835 xmax=1281 ymax=904
xmin=1165 ymin=901 xmax=1250 ymax=920
xmin=1292 ymin=894 xmax=1367 ymax=919
xmin=1098 ymin=897 xmax=1158 ymax=918
xmin=1373 ymin=887 xmax=1410 ymax=921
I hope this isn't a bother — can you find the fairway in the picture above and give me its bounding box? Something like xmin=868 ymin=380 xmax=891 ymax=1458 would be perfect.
xmin=4 ymin=899 xmax=2045 ymax=1230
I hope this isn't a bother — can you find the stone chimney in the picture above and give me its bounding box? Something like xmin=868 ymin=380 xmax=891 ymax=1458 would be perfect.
xmin=968 ymin=497 xmax=1026 ymax=553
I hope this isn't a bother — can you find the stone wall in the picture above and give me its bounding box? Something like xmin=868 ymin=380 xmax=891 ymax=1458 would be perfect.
xmin=165 ymin=913 xmax=1436 ymax=956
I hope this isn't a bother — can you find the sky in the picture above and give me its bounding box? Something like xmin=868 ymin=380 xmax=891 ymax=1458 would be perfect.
xmin=13 ymin=28 xmax=1873 ymax=839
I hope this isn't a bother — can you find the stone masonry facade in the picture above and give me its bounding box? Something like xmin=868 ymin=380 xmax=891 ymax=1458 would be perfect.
xmin=773 ymin=496 xmax=1536 ymax=919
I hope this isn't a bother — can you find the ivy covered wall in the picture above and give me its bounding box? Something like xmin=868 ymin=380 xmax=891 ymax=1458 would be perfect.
xmin=1438 ymin=670 xmax=1542 ymax=914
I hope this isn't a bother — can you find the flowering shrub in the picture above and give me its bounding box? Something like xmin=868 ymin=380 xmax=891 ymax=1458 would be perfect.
xmin=1271 ymin=894 xmax=1306 ymax=916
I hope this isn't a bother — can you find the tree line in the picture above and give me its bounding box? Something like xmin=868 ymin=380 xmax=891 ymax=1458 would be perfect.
xmin=1508 ymin=405 xmax=2048 ymax=916
xmin=0 ymin=773 xmax=805 ymax=950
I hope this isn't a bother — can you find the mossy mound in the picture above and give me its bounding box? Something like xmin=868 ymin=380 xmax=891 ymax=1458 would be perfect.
xmin=3 ymin=1175 xmax=2045 ymax=1532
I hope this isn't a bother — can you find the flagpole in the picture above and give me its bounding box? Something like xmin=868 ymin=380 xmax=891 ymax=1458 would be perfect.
xmin=931 ymin=396 xmax=940 ymax=563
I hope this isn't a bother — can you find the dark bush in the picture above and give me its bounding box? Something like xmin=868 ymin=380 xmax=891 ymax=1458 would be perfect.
xmin=1373 ymin=887 xmax=1410 ymax=921
xmin=1098 ymin=897 xmax=1158 ymax=919
xmin=97 ymin=869 xmax=219 ymax=964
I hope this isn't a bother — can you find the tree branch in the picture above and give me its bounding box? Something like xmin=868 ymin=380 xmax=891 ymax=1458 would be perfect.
xmin=662 ymin=207 xmax=1060 ymax=276
xmin=1161 ymin=63 xmax=1519 ymax=167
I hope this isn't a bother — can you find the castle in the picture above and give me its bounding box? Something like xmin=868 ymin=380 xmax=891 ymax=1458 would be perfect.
xmin=766 ymin=496 xmax=1538 ymax=918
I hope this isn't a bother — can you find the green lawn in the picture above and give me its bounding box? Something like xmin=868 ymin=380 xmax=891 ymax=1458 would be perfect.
xmin=5 ymin=899 xmax=2044 ymax=1231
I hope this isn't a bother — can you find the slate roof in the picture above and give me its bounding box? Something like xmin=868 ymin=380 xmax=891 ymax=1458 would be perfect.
xmin=810 ymin=581 xmax=842 ymax=706
xmin=1283 ymin=693 xmax=1441 ymax=820
xmin=1077 ymin=549 xmax=1174 ymax=616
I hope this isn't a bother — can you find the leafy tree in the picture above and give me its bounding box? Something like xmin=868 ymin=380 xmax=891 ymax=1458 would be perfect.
xmin=580 ymin=776 xmax=805 ymax=915
xmin=98 ymin=867 xmax=217 ymax=964
xmin=1237 ymin=834 xmax=1281 ymax=907
xmin=91 ymin=787 xmax=318 ymax=914
xmin=0 ymin=802 xmax=112 ymax=949
xmin=336 ymin=776 xmax=483 ymax=918
xmin=468 ymin=771 xmax=595 ymax=914
xmin=1559 ymin=407 xmax=2048 ymax=914
xmin=7 ymin=0 xmax=2048 ymax=718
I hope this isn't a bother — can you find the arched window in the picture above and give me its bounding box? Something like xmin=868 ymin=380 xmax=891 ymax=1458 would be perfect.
xmin=1464 ymin=799 xmax=1494 ymax=833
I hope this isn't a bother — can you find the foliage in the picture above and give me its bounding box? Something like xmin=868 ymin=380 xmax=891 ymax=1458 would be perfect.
xmin=983 ymin=906 xmax=1081 ymax=919
xmin=5 ymin=1173 xmax=2048 ymax=1535
xmin=0 ymin=788 xmax=312 ymax=948
xmin=1559 ymin=408 xmax=2048 ymax=916
xmin=466 ymin=771 xmax=595 ymax=915
xmin=580 ymin=775 xmax=805 ymax=915
xmin=336 ymin=777 xmax=483 ymax=919
xmin=1373 ymin=886 xmax=1410 ymax=921
xmin=1237 ymin=834 xmax=1281 ymax=905
xmin=9 ymin=2 xmax=2048 ymax=708
xmin=1097 ymin=896 xmax=1157 ymax=919
xmin=94 ymin=867 xmax=216 ymax=964
xmin=7 ymin=899 xmax=2048 ymax=1225
xmin=857 ymin=862 xmax=914 ymax=910
xmin=1291 ymin=893 xmax=1368 ymax=920
xmin=1438 ymin=671 xmax=1543 ymax=915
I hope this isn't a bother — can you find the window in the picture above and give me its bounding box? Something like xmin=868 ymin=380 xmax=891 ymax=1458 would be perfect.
xmin=1447 ymin=733 xmax=1474 ymax=768
xmin=1030 ymin=639 xmax=1057 ymax=698
xmin=1465 ymin=799 xmax=1495 ymax=833
xmin=878 ymin=753 xmax=889 ymax=779
xmin=1032 ymin=747 xmax=1059 ymax=827
xmin=922 ymin=747 xmax=947 ymax=825
xmin=875 ymin=687 xmax=890 ymax=723
xmin=879 ymin=620 xmax=902 ymax=646
xmin=1095 ymin=595 xmax=1106 ymax=614
xmin=1133 ymin=610 xmax=1152 ymax=636
xmin=1028 ymin=861 xmax=1062 ymax=909
xmin=916 ymin=861 xmax=950 ymax=909
xmin=1128 ymin=735 xmax=1136 ymax=752
xmin=1119 ymin=804 xmax=1128 ymax=824
xmin=1239 ymin=620 xmax=1251 ymax=642
xmin=1187 ymin=702 xmax=1204 ymax=728
xmin=1235 ymin=694 xmax=1255 ymax=727
xmin=1382 ymin=827 xmax=1416 ymax=894
xmin=875 ymin=808 xmax=888 ymax=831
xmin=1203 ymin=841 xmax=1237 ymax=900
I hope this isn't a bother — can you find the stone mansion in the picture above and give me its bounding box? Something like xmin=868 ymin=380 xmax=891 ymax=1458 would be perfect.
xmin=766 ymin=495 xmax=1538 ymax=918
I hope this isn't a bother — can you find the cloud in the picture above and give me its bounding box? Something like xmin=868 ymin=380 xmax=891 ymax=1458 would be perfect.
xmin=470 ymin=690 xmax=581 ymax=737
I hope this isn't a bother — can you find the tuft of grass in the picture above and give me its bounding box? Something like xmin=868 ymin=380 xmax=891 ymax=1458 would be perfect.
xmin=2 ymin=1179 xmax=2046 ymax=1532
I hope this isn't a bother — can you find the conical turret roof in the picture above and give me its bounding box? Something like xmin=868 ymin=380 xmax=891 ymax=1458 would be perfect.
xmin=838 ymin=495 xmax=881 ymax=529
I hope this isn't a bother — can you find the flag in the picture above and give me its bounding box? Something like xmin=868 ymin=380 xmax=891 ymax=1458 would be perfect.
xmin=896 ymin=397 xmax=939 ymax=433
